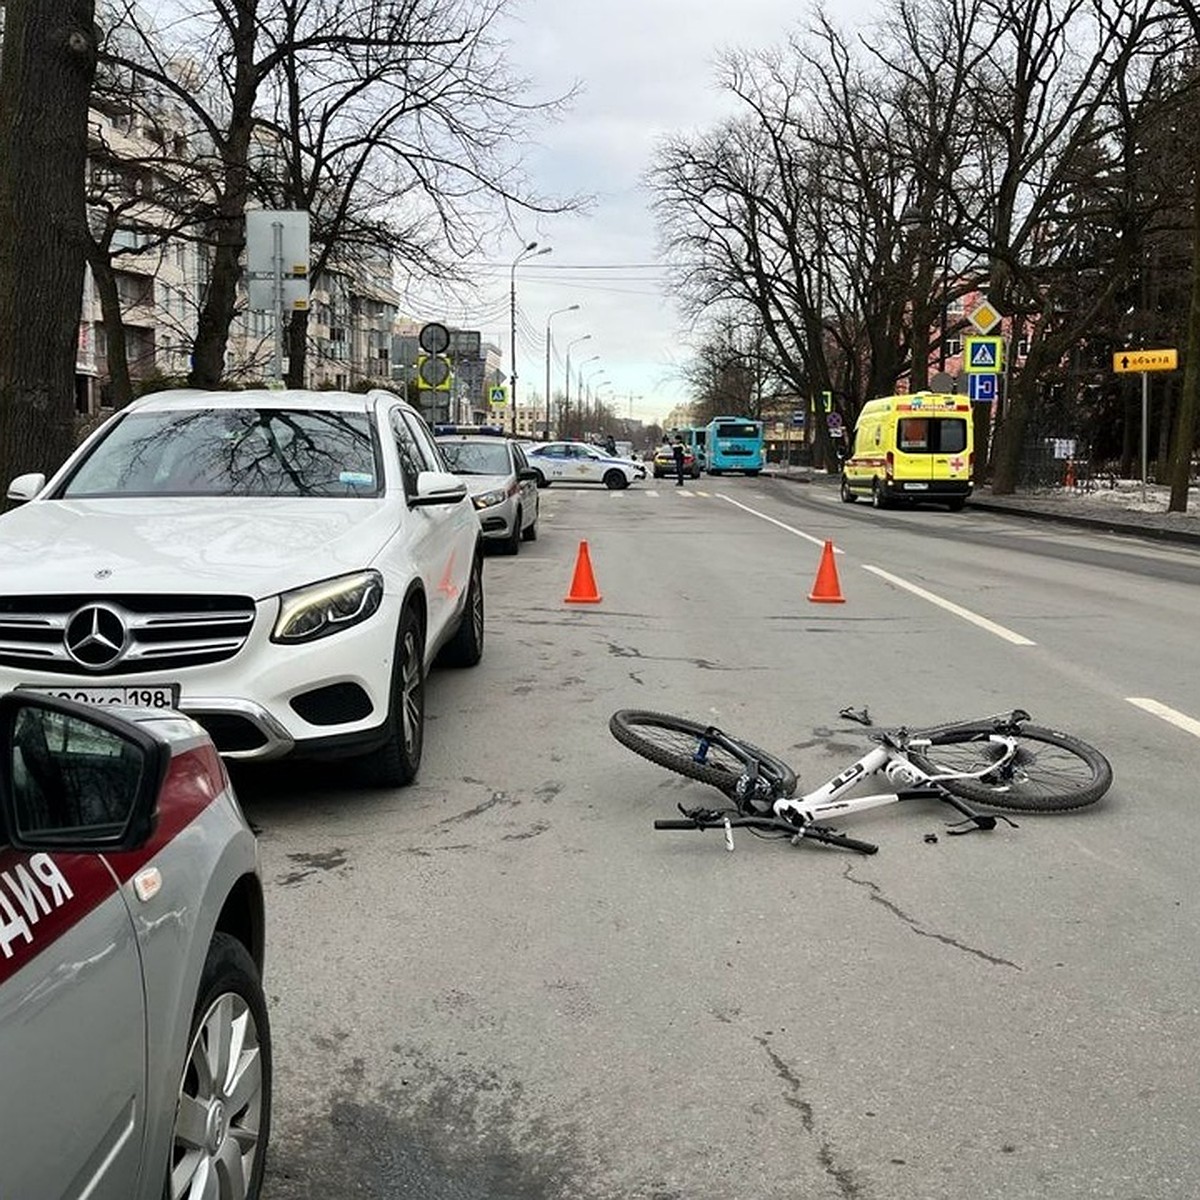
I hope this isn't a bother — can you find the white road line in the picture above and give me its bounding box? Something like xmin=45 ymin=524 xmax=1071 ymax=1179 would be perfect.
xmin=862 ymin=565 xmax=1036 ymax=646
xmin=645 ymin=489 xmax=660 ymax=497
xmin=717 ymin=494 xmax=834 ymax=549
xmin=1126 ymin=697 xmax=1200 ymax=738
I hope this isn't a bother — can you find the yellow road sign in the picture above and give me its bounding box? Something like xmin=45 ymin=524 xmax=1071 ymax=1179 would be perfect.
xmin=967 ymin=300 xmax=1002 ymax=335
xmin=1113 ymin=348 xmax=1178 ymax=373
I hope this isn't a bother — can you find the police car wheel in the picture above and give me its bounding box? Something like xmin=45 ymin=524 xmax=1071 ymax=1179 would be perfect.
xmin=521 ymin=516 xmax=538 ymax=542
xmin=501 ymin=511 xmax=521 ymax=555
xmin=534 ymin=471 xmax=550 ymax=488
xmin=603 ymin=470 xmax=628 ymax=489
xmin=167 ymin=933 xmax=271 ymax=1200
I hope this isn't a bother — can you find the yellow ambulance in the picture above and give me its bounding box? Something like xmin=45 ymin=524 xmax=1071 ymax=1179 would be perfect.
xmin=840 ymin=391 xmax=973 ymax=511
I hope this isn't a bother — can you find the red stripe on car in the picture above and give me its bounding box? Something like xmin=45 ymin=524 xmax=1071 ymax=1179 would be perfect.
xmin=0 ymin=743 xmax=227 ymax=986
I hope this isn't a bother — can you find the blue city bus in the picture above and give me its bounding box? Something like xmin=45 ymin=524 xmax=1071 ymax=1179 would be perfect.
xmin=705 ymin=416 xmax=765 ymax=475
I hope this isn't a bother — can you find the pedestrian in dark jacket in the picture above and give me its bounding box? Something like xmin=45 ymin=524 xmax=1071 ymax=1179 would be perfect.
xmin=672 ymin=436 xmax=686 ymax=486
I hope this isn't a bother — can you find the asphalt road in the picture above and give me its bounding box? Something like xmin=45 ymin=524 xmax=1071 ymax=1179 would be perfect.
xmin=242 ymin=476 xmax=1200 ymax=1200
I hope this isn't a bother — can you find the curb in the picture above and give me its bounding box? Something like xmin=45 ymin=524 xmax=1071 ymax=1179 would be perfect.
xmin=761 ymin=467 xmax=1200 ymax=548
xmin=964 ymin=497 xmax=1200 ymax=548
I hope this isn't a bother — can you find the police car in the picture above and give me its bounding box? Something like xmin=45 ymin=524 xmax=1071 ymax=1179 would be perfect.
xmin=0 ymin=691 xmax=270 ymax=1199
xmin=434 ymin=425 xmax=540 ymax=553
xmin=523 ymin=441 xmax=646 ymax=489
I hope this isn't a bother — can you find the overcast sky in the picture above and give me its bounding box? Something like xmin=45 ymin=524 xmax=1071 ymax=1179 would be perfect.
xmin=416 ymin=0 xmax=883 ymax=428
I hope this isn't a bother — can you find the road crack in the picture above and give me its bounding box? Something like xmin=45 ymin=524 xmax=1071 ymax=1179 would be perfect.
xmin=754 ymin=1035 xmax=867 ymax=1199
xmin=842 ymin=865 xmax=1021 ymax=970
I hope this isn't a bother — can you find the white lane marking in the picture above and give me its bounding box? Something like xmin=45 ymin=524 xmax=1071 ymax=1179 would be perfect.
xmin=1126 ymin=697 xmax=1200 ymax=738
xmin=717 ymin=494 xmax=834 ymax=549
xmin=645 ymin=489 xmax=660 ymax=497
xmin=862 ymin=565 xmax=1036 ymax=646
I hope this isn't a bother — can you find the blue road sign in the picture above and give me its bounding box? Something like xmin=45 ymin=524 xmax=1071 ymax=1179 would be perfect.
xmin=791 ymin=410 xmax=806 ymax=427
xmin=965 ymin=336 xmax=1004 ymax=372
xmin=968 ymin=373 xmax=997 ymax=403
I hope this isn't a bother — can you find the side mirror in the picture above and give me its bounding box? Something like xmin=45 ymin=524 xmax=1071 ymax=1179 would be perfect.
xmin=518 ymin=468 xmax=539 ymax=482
xmin=7 ymin=472 xmax=46 ymax=503
xmin=0 ymin=693 xmax=169 ymax=853
xmin=409 ymin=470 xmax=468 ymax=508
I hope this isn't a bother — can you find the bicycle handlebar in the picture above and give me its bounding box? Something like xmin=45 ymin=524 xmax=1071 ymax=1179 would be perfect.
xmin=653 ymin=813 xmax=878 ymax=855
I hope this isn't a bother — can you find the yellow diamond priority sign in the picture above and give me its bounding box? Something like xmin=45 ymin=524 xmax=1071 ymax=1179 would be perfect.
xmin=1113 ymin=348 xmax=1178 ymax=373
xmin=967 ymin=300 xmax=1002 ymax=335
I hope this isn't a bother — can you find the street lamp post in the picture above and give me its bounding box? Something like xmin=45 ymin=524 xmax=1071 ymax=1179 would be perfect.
xmin=545 ymin=304 xmax=580 ymax=440
xmin=585 ymin=367 xmax=608 ymax=435
xmin=564 ymin=336 xmax=592 ymax=439
xmin=575 ymin=355 xmax=599 ymax=438
xmin=510 ymin=241 xmax=551 ymax=434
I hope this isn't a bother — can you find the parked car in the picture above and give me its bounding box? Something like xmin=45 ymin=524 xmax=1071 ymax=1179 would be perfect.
xmin=523 ymin=441 xmax=646 ymax=489
xmin=652 ymin=443 xmax=702 ymax=479
xmin=435 ymin=428 xmax=540 ymax=554
xmin=0 ymin=691 xmax=270 ymax=1200
xmin=0 ymin=388 xmax=484 ymax=787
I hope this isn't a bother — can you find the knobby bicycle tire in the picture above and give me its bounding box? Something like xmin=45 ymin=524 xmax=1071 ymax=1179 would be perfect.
xmin=906 ymin=724 xmax=1112 ymax=812
xmin=609 ymin=710 xmax=798 ymax=800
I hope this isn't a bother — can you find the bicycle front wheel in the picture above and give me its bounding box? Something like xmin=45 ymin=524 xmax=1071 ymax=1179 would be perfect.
xmin=906 ymin=724 xmax=1112 ymax=812
xmin=609 ymin=710 xmax=798 ymax=800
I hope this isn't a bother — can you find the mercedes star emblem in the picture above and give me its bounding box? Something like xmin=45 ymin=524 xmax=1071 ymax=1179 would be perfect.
xmin=64 ymin=604 xmax=129 ymax=670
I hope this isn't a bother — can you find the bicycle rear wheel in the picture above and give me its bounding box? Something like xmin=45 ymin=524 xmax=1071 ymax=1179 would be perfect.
xmin=609 ymin=710 xmax=798 ymax=799
xmin=906 ymin=724 xmax=1112 ymax=812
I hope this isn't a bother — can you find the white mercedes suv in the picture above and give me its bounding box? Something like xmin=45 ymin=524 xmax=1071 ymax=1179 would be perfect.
xmin=0 ymin=388 xmax=484 ymax=787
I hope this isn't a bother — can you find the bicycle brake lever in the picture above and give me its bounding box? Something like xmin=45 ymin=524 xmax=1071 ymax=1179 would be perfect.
xmin=724 ymin=816 xmax=735 ymax=853
xmin=839 ymin=706 xmax=873 ymax=726
xmin=945 ymin=813 xmax=1018 ymax=834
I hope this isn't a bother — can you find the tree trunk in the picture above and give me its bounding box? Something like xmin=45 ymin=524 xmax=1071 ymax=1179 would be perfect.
xmin=285 ymin=308 xmax=309 ymax=388
xmin=0 ymin=0 xmax=97 ymax=493
xmin=187 ymin=1 xmax=258 ymax=389
xmin=1166 ymin=145 xmax=1200 ymax=510
xmin=1157 ymin=376 xmax=1174 ymax=481
xmin=86 ymin=242 xmax=133 ymax=409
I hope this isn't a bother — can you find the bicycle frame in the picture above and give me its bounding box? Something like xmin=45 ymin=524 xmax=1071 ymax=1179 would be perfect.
xmin=772 ymin=732 xmax=1019 ymax=830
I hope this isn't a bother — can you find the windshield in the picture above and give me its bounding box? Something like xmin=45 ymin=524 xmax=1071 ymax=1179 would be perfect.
xmin=897 ymin=417 xmax=968 ymax=453
xmin=438 ymin=441 xmax=511 ymax=475
xmin=60 ymin=408 xmax=382 ymax=498
xmin=715 ymin=423 xmax=759 ymax=439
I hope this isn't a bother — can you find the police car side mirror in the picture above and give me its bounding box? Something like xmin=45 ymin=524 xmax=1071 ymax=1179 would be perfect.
xmin=0 ymin=694 xmax=169 ymax=853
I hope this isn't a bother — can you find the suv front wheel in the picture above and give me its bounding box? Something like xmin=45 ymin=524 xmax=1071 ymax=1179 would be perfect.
xmin=357 ymin=605 xmax=425 ymax=786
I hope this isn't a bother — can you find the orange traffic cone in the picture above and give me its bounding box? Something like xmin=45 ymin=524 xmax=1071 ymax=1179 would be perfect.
xmin=808 ymin=540 xmax=845 ymax=603
xmin=564 ymin=540 xmax=603 ymax=604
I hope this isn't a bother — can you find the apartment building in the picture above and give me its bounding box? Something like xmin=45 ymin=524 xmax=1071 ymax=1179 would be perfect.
xmin=79 ymin=89 xmax=408 ymax=411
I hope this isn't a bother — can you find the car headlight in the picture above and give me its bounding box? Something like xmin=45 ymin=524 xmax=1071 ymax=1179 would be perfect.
xmin=472 ymin=487 xmax=508 ymax=510
xmin=272 ymin=570 xmax=383 ymax=644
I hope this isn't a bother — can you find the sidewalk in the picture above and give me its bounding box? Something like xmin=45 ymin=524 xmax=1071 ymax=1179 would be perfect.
xmin=762 ymin=465 xmax=1200 ymax=548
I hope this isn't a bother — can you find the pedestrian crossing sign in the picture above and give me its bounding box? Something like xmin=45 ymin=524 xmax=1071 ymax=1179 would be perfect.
xmin=488 ymin=385 xmax=508 ymax=408
xmin=964 ymin=336 xmax=1004 ymax=374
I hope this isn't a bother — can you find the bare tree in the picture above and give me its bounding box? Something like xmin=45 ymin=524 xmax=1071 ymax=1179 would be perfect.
xmin=0 ymin=0 xmax=98 ymax=492
xmin=99 ymin=0 xmax=575 ymax=390
xmin=1165 ymin=0 xmax=1200 ymax=511
xmin=247 ymin=0 xmax=575 ymax=387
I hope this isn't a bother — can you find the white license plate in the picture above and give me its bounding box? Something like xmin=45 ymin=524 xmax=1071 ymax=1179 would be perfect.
xmin=20 ymin=684 xmax=180 ymax=709
xmin=904 ymin=482 xmax=929 ymax=490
